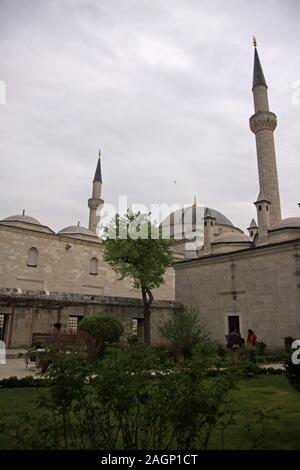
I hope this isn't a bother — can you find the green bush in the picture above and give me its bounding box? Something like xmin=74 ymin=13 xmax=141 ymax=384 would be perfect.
xmin=255 ymin=354 xmax=285 ymax=364
xmin=256 ymin=342 xmax=267 ymax=355
xmin=0 ymin=346 xmax=275 ymax=450
xmin=284 ymin=336 xmax=296 ymax=353
xmin=0 ymin=376 xmax=45 ymax=389
xmin=78 ymin=314 xmax=124 ymax=359
xmin=160 ymin=307 xmax=209 ymax=358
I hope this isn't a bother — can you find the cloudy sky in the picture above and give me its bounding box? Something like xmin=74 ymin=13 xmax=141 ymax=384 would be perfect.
xmin=0 ymin=0 xmax=300 ymax=232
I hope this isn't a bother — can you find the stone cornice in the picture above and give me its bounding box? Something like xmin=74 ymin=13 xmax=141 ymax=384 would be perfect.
xmin=0 ymin=288 xmax=181 ymax=310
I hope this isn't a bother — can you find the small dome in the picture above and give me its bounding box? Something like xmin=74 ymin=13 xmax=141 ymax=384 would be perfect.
xmin=271 ymin=217 xmax=300 ymax=230
xmin=58 ymin=225 xmax=98 ymax=237
xmin=213 ymin=232 xmax=251 ymax=244
xmin=2 ymin=214 xmax=41 ymax=225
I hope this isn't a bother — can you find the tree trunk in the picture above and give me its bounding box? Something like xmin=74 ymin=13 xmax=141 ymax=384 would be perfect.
xmin=141 ymin=287 xmax=153 ymax=345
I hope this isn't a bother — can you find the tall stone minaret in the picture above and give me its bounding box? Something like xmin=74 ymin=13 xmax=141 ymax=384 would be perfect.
xmin=249 ymin=38 xmax=281 ymax=227
xmin=88 ymin=151 xmax=104 ymax=234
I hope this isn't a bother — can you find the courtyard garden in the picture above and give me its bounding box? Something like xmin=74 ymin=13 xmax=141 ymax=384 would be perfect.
xmin=0 ymin=305 xmax=299 ymax=450
xmin=0 ymin=375 xmax=299 ymax=450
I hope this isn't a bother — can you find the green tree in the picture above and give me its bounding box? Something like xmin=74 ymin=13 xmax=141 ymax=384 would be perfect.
xmin=78 ymin=314 xmax=124 ymax=359
xmin=103 ymin=210 xmax=174 ymax=345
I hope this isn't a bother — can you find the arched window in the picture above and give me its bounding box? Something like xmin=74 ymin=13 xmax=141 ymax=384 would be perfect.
xmin=27 ymin=247 xmax=38 ymax=267
xmin=89 ymin=257 xmax=98 ymax=275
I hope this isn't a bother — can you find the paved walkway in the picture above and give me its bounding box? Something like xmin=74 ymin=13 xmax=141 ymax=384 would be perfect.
xmin=0 ymin=358 xmax=38 ymax=379
xmin=0 ymin=357 xmax=285 ymax=380
xmin=259 ymin=363 xmax=285 ymax=370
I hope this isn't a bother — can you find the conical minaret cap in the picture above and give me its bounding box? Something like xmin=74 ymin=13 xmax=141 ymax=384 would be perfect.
xmin=252 ymin=46 xmax=267 ymax=90
xmin=93 ymin=157 xmax=102 ymax=183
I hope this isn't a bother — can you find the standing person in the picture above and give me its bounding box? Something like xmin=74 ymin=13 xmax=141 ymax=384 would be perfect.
xmin=247 ymin=329 xmax=257 ymax=346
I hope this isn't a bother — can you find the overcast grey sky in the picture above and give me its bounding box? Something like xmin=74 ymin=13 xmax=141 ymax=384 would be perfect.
xmin=0 ymin=0 xmax=299 ymax=232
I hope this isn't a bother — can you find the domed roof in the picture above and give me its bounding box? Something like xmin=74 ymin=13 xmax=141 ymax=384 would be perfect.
xmin=213 ymin=232 xmax=251 ymax=244
xmin=167 ymin=205 xmax=234 ymax=227
xmin=270 ymin=217 xmax=300 ymax=231
xmin=2 ymin=214 xmax=41 ymax=225
xmin=58 ymin=225 xmax=98 ymax=237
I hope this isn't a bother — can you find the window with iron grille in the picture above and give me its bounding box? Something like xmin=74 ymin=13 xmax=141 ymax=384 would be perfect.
xmin=67 ymin=316 xmax=83 ymax=334
xmin=228 ymin=315 xmax=240 ymax=334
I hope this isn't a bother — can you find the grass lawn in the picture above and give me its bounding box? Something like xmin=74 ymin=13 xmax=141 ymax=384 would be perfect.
xmin=209 ymin=375 xmax=300 ymax=449
xmin=0 ymin=375 xmax=299 ymax=449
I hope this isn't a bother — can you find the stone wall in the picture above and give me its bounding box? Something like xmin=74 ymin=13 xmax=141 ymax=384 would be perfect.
xmin=175 ymin=238 xmax=300 ymax=352
xmin=0 ymin=224 xmax=175 ymax=300
xmin=0 ymin=288 xmax=181 ymax=348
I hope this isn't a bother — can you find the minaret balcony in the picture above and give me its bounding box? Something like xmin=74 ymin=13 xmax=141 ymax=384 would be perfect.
xmin=249 ymin=111 xmax=277 ymax=133
xmin=88 ymin=198 xmax=103 ymax=210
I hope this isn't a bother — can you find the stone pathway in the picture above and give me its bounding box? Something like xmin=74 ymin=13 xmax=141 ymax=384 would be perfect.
xmin=0 ymin=358 xmax=37 ymax=379
xmin=0 ymin=357 xmax=286 ymax=380
xmin=259 ymin=363 xmax=285 ymax=370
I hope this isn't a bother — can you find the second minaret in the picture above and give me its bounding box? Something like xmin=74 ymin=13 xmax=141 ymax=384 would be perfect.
xmin=88 ymin=152 xmax=104 ymax=234
xmin=249 ymin=41 xmax=281 ymax=226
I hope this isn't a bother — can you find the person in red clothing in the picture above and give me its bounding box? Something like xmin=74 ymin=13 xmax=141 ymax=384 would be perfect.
xmin=247 ymin=329 xmax=257 ymax=346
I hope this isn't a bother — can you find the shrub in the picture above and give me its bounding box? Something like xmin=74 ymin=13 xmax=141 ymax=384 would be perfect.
xmin=0 ymin=347 xmax=269 ymax=450
xmin=284 ymin=336 xmax=296 ymax=353
xmin=160 ymin=307 xmax=209 ymax=358
xmin=256 ymin=342 xmax=267 ymax=355
xmin=0 ymin=376 xmax=45 ymax=389
xmin=78 ymin=314 xmax=124 ymax=359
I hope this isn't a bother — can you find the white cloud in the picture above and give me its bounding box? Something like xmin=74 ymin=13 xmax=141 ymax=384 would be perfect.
xmin=0 ymin=0 xmax=299 ymax=233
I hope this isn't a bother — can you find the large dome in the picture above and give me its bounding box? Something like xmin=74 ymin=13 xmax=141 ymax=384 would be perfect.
xmin=167 ymin=205 xmax=234 ymax=227
xmin=162 ymin=205 xmax=235 ymax=240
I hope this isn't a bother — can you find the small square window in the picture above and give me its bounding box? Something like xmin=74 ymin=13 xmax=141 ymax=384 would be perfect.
xmin=67 ymin=316 xmax=83 ymax=334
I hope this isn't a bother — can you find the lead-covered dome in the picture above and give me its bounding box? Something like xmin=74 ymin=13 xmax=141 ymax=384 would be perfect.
xmin=270 ymin=217 xmax=300 ymax=230
xmin=0 ymin=213 xmax=53 ymax=234
xmin=2 ymin=214 xmax=41 ymax=225
xmin=168 ymin=206 xmax=234 ymax=227
xmin=268 ymin=217 xmax=300 ymax=244
xmin=213 ymin=232 xmax=251 ymax=244
xmin=57 ymin=224 xmax=99 ymax=239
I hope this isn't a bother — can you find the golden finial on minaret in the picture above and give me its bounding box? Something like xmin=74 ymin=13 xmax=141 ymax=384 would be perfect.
xmin=253 ymin=36 xmax=257 ymax=48
xmin=98 ymin=149 xmax=101 ymax=158
xmin=192 ymin=196 xmax=197 ymax=207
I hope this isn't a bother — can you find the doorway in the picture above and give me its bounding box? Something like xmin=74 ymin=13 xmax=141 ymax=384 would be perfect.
xmin=227 ymin=315 xmax=240 ymax=334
